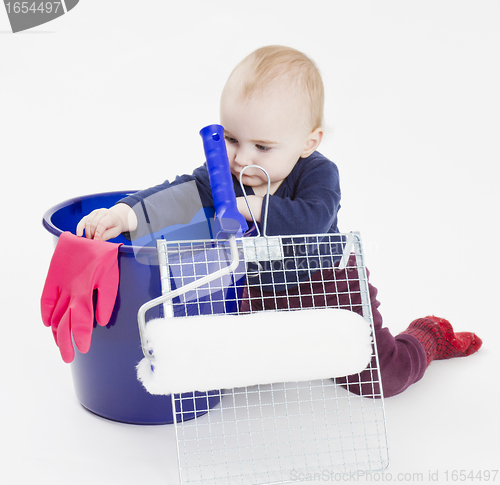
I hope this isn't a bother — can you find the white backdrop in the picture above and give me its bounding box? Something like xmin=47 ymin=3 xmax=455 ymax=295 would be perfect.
xmin=1 ymin=1 xmax=499 ymax=484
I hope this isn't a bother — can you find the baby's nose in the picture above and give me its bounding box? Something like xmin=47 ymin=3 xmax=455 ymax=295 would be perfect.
xmin=235 ymin=150 xmax=251 ymax=167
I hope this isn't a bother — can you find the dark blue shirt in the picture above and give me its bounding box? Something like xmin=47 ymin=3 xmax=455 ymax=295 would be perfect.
xmin=119 ymin=150 xmax=341 ymax=236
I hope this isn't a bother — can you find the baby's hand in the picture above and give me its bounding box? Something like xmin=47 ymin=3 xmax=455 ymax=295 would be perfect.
xmin=236 ymin=195 xmax=263 ymax=223
xmin=76 ymin=203 xmax=137 ymax=241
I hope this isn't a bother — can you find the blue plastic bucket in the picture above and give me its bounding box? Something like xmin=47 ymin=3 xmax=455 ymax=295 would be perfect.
xmin=43 ymin=191 xmax=243 ymax=425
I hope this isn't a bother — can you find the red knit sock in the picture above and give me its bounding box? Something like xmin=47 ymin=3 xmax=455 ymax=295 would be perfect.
xmin=403 ymin=316 xmax=482 ymax=366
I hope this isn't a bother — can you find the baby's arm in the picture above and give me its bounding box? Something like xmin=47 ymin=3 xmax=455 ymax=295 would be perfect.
xmin=76 ymin=203 xmax=138 ymax=241
xmin=256 ymin=157 xmax=341 ymax=236
xmin=75 ymin=165 xmax=213 ymax=241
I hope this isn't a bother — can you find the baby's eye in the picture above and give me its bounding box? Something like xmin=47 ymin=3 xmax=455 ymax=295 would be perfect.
xmin=256 ymin=144 xmax=271 ymax=152
xmin=224 ymin=135 xmax=238 ymax=144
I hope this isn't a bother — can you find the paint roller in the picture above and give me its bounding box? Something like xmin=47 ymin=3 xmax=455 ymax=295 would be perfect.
xmin=137 ymin=308 xmax=373 ymax=395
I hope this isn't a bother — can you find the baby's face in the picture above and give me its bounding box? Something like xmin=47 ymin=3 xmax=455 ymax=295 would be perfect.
xmin=220 ymin=82 xmax=316 ymax=197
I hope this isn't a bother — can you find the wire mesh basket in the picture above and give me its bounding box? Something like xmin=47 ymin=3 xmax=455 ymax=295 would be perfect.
xmin=142 ymin=231 xmax=389 ymax=485
xmin=136 ymin=135 xmax=389 ymax=484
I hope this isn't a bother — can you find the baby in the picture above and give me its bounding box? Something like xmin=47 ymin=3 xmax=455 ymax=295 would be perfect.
xmin=77 ymin=45 xmax=481 ymax=397
xmin=77 ymin=45 xmax=338 ymax=242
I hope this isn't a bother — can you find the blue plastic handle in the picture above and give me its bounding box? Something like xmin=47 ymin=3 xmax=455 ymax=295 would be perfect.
xmin=200 ymin=124 xmax=248 ymax=236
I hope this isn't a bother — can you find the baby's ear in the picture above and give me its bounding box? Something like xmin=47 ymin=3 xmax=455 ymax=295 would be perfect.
xmin=301 ymin=127 xmax=323 ymax=158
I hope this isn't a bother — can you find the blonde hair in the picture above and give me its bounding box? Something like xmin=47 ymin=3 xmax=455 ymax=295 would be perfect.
xmin=228 ymin=45 xmax=324 ymax=131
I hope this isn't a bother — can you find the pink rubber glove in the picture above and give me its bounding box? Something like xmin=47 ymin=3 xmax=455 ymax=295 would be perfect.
xmin=41 ymin=232 xmax=122 ymax=363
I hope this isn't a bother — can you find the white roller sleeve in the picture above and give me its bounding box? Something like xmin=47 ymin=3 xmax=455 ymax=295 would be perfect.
xmin=136 ymin=308 xmax=373 ymax=395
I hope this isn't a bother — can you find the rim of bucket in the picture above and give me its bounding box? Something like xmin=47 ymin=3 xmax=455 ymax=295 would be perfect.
xmin=42 ymin=190 xmax=148 ymax=255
